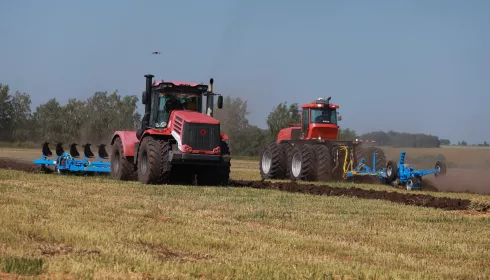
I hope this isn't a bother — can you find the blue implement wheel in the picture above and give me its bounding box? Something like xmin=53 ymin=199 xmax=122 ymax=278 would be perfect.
xmin=385 ymin=160 xmax=398 ymax=183
xmin=405 ymin=177 xmax=420 ymax=191
xmin=434 ymin=161 xmax=447 ymax=178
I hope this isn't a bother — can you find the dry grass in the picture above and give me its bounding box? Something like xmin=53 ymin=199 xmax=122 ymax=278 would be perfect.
xmin=1 ymin=157 xmax=490 ymax=279
xmin=1 ymin=147 xmax=490 ymax=278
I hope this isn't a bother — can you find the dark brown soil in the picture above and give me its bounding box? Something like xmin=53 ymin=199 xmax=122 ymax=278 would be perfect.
xmin=228 ymin=180 xmax=478 ymax=211
xmin=0 ymin=157 xmax=40 ymax=173
xmin=0 ymin=157 xmax=485 ymax=211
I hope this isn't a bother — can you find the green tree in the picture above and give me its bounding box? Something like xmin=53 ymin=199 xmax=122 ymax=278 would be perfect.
xmin=10 ymin=91 xmax=33 ymax=142
xmin=32 ymin=98 xmax=63 ymax=143
xmin=338 ymin=128 xmax=357 ymax=141
xmin=61 ymin=98 xmax=87 ymax=143
xmin=0 ymin=84 xmax=13 ymax=142
xmin=214 ymin=96 xmax=250 ymax=154
xmin=266 ymin=101 xmax=301 ymax=139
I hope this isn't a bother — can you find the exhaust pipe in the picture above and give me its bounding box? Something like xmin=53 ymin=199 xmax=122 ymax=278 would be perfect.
xmin=137 ymin=74 xmax=154 ymax=139
xmin=206 ymin=78 xmax=214 ymax=117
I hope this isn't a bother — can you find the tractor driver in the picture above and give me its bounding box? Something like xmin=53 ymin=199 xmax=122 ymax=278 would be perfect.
xmin=165 ymin=95 xmax=184 ymax=112
xmin=182 ymin=97 xmax=198 ymax=111
xmin=314 ymin=110 xmax=331 ymax=123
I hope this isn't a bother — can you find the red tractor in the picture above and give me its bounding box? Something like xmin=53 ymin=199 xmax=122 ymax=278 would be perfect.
xmin=110 ymin=74 xmax=230 ymax=185
xmin=260 ymin=97 xmax=386 ymax=182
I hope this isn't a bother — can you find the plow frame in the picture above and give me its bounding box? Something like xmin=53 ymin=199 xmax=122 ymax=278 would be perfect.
xmin=33 ymin=142 xmax=111 ymax=174
xmin=346 ymin=151 xmax=447 ymax=190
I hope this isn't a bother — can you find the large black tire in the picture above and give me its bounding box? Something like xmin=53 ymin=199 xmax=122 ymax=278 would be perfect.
xmin=289 ymin=144 xmax=317 ymax=181
xmin=196 ymin=141 xmax=230 ymax=186
xmin=110 ymin=137 xmax=133 ymax=181
xmin=354 ymin=145 xmax=387 ymax=170
xmin=280 ymin=143 xmax=294 ymax=178
xmin=218 ymin=140 xmax=231 ymax=185
xmin=385 ymin=160 xmax=398 ymax=184
xmin=137 ymin=137 xmax=171 ymax=185
xmin=260 ymin=142 xmax=287 ymax=179
xmin=331 ymin=147 xmax=346 ymax=180
xmin=315 ymin=145 xmax=333 ymax=181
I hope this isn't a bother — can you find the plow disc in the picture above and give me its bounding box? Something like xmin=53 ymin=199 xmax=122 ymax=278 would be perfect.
xmin=33 ymin=142 xmax=111 ymax=174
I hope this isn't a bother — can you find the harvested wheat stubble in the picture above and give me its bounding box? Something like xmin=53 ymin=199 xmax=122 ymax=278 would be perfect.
xmin=228 ymin=180 xmax=477 ymax=211
xmin=0 ymin=157 xmax=483 ymax=211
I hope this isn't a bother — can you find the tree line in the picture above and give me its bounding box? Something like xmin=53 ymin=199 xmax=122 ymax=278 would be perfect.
xmin=0 ymin=83 xmax=140 ymax=145
xmin=0 ymin=82 xmax=462 ymax=156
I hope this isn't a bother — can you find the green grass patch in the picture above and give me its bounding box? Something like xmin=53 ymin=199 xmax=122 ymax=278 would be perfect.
xmin=0 ymin=257 xmax=44 ymax=275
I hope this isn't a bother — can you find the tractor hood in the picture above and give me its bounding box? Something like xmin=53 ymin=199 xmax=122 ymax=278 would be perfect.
xmin=172 ymin=110 xmax=220 ymax=125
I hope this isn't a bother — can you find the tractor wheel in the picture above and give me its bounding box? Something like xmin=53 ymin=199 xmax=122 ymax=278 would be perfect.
xmin=332 ymin=147 xmax=346 ymax=180
xmin=434 ymin=161 xmax=447 ymax=178
xmin=385 ymin=160 xmax=398 ymax=183
xmin=290 ymin=144 xmax=317 ymax=181
xmin=355 ymin=145 xmax=387 ymax=170
xmin=280 ymin=143 xmax=294 ymax=178
xmin=315 ymin=145 xmax=333 ymax=181
xmin=260 ymin=142 xmax=287 ymax=179
xmin=218 ymin=140 xmax=231 ymax=185
xmin=137 ymin=137 xmax=171 ymax=185
xmin=110 ymin=137 xmax=133 ymax=181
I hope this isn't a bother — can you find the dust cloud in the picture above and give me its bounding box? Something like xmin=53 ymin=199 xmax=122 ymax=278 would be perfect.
xmin=425 ymin=168 xmax=490 ymax=195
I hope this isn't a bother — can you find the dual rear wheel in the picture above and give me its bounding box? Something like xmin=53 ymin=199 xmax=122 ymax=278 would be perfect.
xmin=260 ymin=143 xmax=335 ymax=182
xmin=260 ymin=142 xmax=388 ymax=182
xmin=111 ymin=136 xmax=231 ymax=186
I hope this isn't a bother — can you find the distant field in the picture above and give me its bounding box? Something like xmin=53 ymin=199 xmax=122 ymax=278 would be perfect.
xmin=381 ymin=146 xmax=490 ymax=166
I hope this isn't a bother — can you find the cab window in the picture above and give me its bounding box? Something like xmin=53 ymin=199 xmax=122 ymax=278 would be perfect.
xmin=311 ymin=109 xmax=337 ymax=124
xmin=301 ymin=109 xmax=309 ymax=134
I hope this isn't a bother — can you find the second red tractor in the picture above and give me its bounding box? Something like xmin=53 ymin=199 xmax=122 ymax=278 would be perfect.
xmin=260 ymin=97 xmax=386 ymax=182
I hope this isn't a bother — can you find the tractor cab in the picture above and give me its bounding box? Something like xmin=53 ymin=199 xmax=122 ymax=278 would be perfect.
xmin=150 ymin=81 xmax=206 ymax=128
xmin=300 ymin=97 xmax=342 ymax=140
xmin=140 ymin=75 xmax=223 ymax=131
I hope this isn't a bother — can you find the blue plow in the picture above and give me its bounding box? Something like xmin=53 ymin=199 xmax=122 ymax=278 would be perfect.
xmin=33 ymin=142 xmax=111 ymax=174
xmin=346 ymin=151 xmax=447 ymax=191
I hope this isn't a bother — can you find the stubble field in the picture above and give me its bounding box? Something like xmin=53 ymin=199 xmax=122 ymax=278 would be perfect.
xmin=0 ymin=146 xmax=489 ymax=279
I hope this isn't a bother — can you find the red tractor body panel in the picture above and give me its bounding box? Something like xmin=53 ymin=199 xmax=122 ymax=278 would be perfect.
xmin=111 ymin=130 xmax=139 ymax=157
xmin=307 ymin=123 xmax=339 ymax=140
xmin=171 ymin=110 xmax=220 ymax=124
xmin=277 ymin=127 xmax=300 ymax=143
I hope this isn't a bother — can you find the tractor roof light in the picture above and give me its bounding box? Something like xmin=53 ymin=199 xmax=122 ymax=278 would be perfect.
xmin=315 ymin=96 xmax=332 ymax=105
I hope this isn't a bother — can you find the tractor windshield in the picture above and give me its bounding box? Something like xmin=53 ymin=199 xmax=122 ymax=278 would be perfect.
xmin=153 ymin=93 xmax=203 ymax=128
xmin=311 ymin=108 xmax=337 ymax=124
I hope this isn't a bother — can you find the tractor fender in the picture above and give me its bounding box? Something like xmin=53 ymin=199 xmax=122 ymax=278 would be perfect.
xmin=110 ymin=131 xmax=139 ymax=157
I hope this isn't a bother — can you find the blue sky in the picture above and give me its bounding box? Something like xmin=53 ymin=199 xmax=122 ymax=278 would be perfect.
xmin=1 ymin=0 xmax=489 ymax=144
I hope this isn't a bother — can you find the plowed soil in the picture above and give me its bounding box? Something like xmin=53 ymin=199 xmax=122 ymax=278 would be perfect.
xmin=0 ymin=157 xmax=482 ymax=211
xmin=0 ymin=157 xmax=40 ymax=173
xmin=227 ymin=180 xmax=475 ymax=211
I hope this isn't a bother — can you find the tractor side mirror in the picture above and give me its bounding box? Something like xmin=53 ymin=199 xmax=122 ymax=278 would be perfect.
xmin=217 ymin=95 xmax=223 ymax=109
xmin=142 ymin=91 xmax=147 ymax=105
xmin=338 ymin=113 xmax=342 ymax=121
